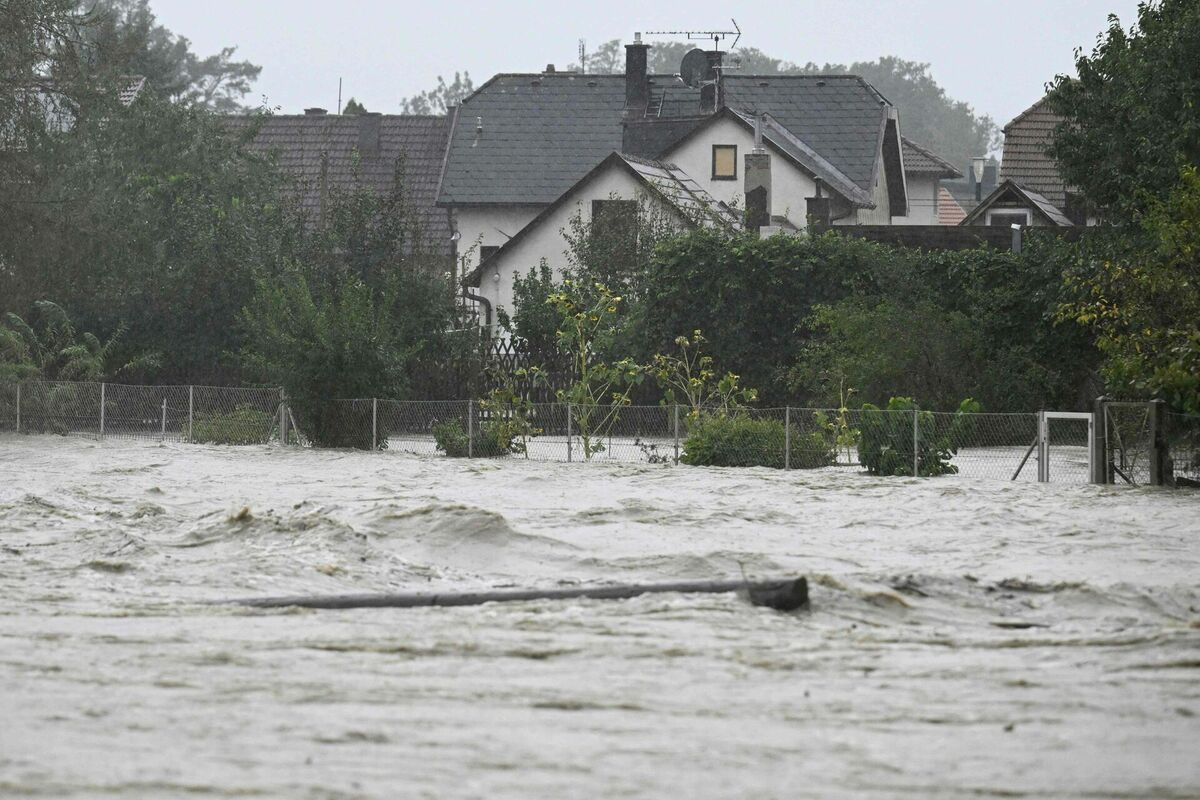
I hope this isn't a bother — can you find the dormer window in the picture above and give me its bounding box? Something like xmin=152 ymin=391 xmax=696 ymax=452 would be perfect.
xmin=712 ymin=144 xmax=737 ymax=180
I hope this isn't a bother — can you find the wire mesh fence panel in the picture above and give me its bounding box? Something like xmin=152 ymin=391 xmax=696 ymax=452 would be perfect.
xmin=929 ymin=411 xmax=1041 ymax=481
xmin=567 ymin=404 xmax=675 ymax=464
xmin=101 ymin=383 xmax=191 ymax=441
xmin=1165 ymin=412 xmax=1200 ymax=485
xmin=189 ymin=386 xmax=282 ymax=445
xmin=1103 ymin=402 xmax=1154 ymax=486
xmin=0 ymin=383 xmax=16 ymax=432
xmin=7 ymin=381 xmax=103 ymax=437
xmin=519 ymin=402 xmax=572 ymax=462
xmin=380 ymin=400 xmax=470 ymax=456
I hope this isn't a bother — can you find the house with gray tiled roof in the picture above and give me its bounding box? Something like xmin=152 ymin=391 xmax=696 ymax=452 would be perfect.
xmin=226 ymin=109 xmax=454 ymax=254
xmin=442 ymin=37 xmax=956 ymax=328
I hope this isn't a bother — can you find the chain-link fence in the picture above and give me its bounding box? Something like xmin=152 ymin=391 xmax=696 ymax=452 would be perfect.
xmin=1164 ymin=411 xmax=1200 ymax=486
xmin=0 ymin=381 xmax=282 ymax=444
xmin=3 ymin=380 xmax=1194 ymax=487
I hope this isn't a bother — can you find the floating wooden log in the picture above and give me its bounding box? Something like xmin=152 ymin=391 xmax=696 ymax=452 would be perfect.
xmin=229 ymin=577 xmax=809 ymax=612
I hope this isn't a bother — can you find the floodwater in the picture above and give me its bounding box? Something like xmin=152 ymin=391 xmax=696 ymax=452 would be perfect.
xmin=0 ymin=435 xmax=1197 ymax=799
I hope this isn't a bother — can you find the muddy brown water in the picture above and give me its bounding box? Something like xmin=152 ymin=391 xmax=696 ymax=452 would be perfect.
xmin=1 ymin=435 xmax=1198 ymax=798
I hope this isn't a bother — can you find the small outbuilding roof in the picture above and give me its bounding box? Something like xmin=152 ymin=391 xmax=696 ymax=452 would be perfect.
xmin=901 ymin=137 xmax=962 ymax=178
xmin=960 ymin=179 xmax=1074 ymax=227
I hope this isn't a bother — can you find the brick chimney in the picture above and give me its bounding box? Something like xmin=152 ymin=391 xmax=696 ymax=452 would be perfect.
xmin=744 ymin=114 xmax=771 ymax=230
xmin=625 ymin=33 xmax=649 ymax=118
xmin=304 ymin=107 xmax=327 ymax=116
xmin=357 ymin=112 xmax=382 ymax=158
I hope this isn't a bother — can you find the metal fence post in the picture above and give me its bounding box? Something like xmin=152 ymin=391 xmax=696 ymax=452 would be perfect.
xmin=279 ymin=388 xmax=288 ymax=446
xmin=372 ymin=398 xmax=378 ymax=452
xmin=1091 ymin=396 xmax=1109 ymax=484
xmin=99 ymin=382 xmax=105 ymax=438
xmin=187 ymin=385 xmax=194 ymax=442
xmin=566 ymin=402 xmax=573 ymax=463
xmin=785 ymin=406 xmax=791 ymax=470
xmin=467 ymin=399 xmax=474 ymax=458
xmin=160 ymin=398 xmax=167 ymax=442
xmin=1149 ymin=399 xmax=1166 ymax=486
xmin=673 ymin=404 xmax=680 ymax=463
xmin=14 ymin=384 xmax=19 ymax=433
xmin=1037 ymin=411 xmax=1048 ymax=483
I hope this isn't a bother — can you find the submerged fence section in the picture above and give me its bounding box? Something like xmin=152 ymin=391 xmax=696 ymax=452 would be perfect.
xmin=2 ymin=381 xmax=1197 ymax=486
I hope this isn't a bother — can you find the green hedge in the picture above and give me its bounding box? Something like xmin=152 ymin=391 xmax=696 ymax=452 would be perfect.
xmin=680 ymin=414 xmax=834 ymax=469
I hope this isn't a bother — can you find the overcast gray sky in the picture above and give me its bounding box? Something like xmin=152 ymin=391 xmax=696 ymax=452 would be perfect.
xmin=150 ymin=0 xmax=1142 ymax=126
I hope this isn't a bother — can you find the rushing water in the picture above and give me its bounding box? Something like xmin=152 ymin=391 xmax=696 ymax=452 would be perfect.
xmin=1 ymin=435 xmax=1197 ymax=799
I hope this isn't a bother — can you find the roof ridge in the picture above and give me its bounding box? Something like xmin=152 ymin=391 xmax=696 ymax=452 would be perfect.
xmin=1003 ymin=94 xmax=1059 ymax=131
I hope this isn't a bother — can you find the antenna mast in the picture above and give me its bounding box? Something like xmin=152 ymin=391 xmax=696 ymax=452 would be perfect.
xmin=578 ymin=39 xmax=586 ymax=74
xmin=642 ymin=18 xmax=741 ymax=53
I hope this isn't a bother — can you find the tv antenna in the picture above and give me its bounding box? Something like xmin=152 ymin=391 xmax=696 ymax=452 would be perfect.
xmin=643 ymin=18 xmax=741 ymax=53
xmin=578 ymin=39 xmax=586 ymax=74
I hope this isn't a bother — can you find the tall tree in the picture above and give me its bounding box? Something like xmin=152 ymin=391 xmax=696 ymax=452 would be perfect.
xmin=399 ymin=71 xmax=473 ymax=114
xmin=80 ymin=0 xmax=261 ymax=112
xmin=1047 ymin=0 xmax=1200 ymax=220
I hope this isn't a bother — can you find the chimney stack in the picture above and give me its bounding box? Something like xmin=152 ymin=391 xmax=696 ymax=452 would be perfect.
xmin=624 ymin=33 xmax=649 ymax=118
xmin=699 ymin=51 xmax=724 ymax=113
xmin=357 ymin=112 xmax=382 ymax=158
xmin=305 ymin=107 xmax=327 ymax=116
xmin=744 ymin=114 xmax=772 ymax=231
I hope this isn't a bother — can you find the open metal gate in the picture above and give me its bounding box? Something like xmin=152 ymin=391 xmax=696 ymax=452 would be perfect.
xmin=1038 ymin=411 xmax=1094 ymax=483
xmin=1097 ymin=400 xmax=1170 ymax=486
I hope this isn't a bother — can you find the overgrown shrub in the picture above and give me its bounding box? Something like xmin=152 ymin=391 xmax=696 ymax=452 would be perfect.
xmin=189 ymin=406 xmax=273 ymax=445
xmin=680 ymin=414 xmax=834 ymax=469
xmin=858 ymin=397 xmax=979 ymax=476
xmin=432 ymin=419 xmax=518 ymax=458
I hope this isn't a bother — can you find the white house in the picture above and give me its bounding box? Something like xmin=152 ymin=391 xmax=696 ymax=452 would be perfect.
xmin=433 ymin=37 xmax=959 ymax=327
xmin=462 ymin=151 xmax=739 ymax=317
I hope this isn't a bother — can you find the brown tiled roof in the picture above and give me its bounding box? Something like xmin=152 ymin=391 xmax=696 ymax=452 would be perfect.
xmin=1000 ymin=96 xmax=1069 ymax=210
xmin=937 ymin=187 xmax=966 ymax=225
xmin=225 ymin=113 xmax=453 ymax=253
xmin=902 ymin=136 xmax=962 ymax=178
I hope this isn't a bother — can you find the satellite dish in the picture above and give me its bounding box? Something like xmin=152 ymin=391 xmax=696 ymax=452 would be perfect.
xmin=680 ymin=48 xmax=709 ymax=88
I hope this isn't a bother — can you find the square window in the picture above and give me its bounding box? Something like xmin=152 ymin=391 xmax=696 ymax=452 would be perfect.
xmin=480 ymin=245 xmax=500 ymax=263
xmin=712 ymin=144 xmax=737 ymax=180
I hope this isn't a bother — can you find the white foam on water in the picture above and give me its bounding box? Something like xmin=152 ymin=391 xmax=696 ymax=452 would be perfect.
xmin=0 ymin=434 xmax=1197 ymax=798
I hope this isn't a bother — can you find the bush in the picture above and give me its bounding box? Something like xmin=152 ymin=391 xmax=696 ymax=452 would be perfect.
xmin=858 ymin=397 xmax=979 ymax=477
xmin=432 ymin=419 xmax=518 ymax=458
xmin=680 ymin=414 xmax=834 ymax=469
xmin=189 ymin=406 xmax=273 ymax=445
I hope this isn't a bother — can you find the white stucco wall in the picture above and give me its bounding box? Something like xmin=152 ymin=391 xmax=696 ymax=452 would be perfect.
xmin=453 ymin=205 xmax=542 ymax=275
xmin=893 ymin=175 xmax=940 ymax=225
xmin=475 ymin=165 xmax=684 ymax=327
xmin=663 ymin=117 xmax=817 ymax=227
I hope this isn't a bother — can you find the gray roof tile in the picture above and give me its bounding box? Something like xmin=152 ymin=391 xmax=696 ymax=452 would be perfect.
xmin=226 ymin=113 xmax=453 ymax=253
xmin=438 ymin=73 xmax=893 ymax=206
